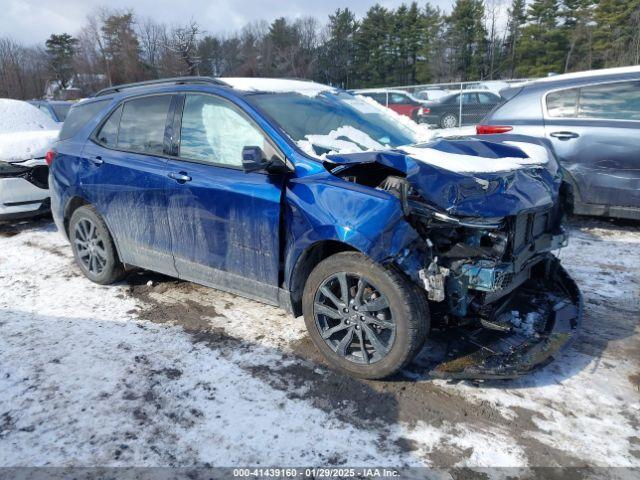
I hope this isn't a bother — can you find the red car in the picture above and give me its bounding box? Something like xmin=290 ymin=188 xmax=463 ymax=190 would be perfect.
xmin=354 ymin=89 xmax=426 ymax=121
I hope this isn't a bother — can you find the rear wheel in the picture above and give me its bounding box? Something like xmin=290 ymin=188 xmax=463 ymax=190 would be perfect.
xmin=302 ymin=252 xmax=429 ymax=379
xmin=69 ymin=205 xmax=124 ymax=284
xmin=440 ymin=113 xmax=458 ymax=128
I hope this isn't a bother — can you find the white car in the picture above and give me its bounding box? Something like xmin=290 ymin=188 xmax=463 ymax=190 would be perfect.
xmin=0 ymin=99 xmax=60 ymax=220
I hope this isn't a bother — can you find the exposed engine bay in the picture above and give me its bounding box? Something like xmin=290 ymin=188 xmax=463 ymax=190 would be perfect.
xmin=325 ymin=137 xmax=582 ymax=378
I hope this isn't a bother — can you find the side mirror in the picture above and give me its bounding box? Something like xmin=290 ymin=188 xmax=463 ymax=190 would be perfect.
xmin=242 ymin=146 xmax=291 ymax=174
xmin=242 ymin=146 xmax=269 ymax=173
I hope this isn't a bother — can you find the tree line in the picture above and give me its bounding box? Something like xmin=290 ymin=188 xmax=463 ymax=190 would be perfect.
xmin=1 ymin=0 xmax=639 ymax=100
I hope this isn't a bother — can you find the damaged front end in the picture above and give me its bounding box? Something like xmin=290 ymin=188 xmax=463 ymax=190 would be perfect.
xmin=326 ymin=136 xmax=582 ymax=379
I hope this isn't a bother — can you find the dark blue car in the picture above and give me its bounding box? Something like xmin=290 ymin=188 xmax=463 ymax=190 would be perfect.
xmin=49 ymin=77 xmax=581 ymax=379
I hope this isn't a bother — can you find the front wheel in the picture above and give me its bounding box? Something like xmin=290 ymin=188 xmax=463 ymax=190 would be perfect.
xmin=440 ymin=113 xmax=458 ymax=128
xmin=302 ymin=252 xmax=429 ymax=379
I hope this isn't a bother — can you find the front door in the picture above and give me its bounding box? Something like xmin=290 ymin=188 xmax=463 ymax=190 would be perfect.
xmin=165 ymin=93 xmax=285 ymax=304
xmin=544 ymin=80 xmax=640 ymax=208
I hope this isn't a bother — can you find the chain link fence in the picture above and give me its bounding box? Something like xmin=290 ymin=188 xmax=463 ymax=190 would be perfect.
xmin=353 ymin=79 xmax=531 ymax=130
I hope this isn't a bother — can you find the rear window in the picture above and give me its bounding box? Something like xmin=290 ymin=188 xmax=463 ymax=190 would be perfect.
xmin=59 ymin=99 xmax=110 ymax=140
xmin=117 ymin=95 xmax=172 ymax=155
xmin=546 ymin=88 xmax=578 ymax=117
xmin=52 ymin=103 xmax=72 ymax=121
xmin=578 ymin=80 xmax=640 ymax=121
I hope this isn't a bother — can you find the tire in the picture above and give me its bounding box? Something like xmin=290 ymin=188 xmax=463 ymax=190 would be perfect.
xmin=302 ymin=252 xmax=429 ymax=379
xmin=440 ymin=113 xmax=458 ymax=129
xmin=69 ymin=205 xmax=124 ymax=285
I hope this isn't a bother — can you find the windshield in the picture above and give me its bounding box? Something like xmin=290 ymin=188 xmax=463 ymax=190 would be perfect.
xmin=52 ymin=103 xmax=72 ymax=121
xmin=248 ymin=91 xmax=418 ymax=156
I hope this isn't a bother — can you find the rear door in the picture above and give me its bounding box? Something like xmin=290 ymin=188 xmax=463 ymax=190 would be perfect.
xmin=544 ymin=80 xmax=640 ymax=208
xmin=165 ymin=92 xmax=285 ymax=304
xmin=82 ymin=94 xmax=178 ymax=275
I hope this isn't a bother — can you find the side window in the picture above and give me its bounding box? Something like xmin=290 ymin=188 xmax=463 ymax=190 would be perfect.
xmin=179 ymin=94 xmax=267 ymax=167
xmin=117 ymin=95 xmax=172 ymax=155
xmin=478 ymin=93 xmax=497 ymax=104
xmin=578 ymin=80 xmax=640 ymax=121
xmin=95 ymin=105 xmax=123 ymax=147
xmin=546 ymin=88 xmax=578 ymax=118
xmin=462 ymin=93 xmax=479 ymax=104
xmin=389 ymin=93 xmax=410 ymax=104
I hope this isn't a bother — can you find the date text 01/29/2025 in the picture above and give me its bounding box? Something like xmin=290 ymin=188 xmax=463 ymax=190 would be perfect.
xmin=232 ymin=467 xmax=400 ymax=477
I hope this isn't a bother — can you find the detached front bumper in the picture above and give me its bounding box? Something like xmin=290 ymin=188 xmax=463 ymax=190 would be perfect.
xmin=415 ymin=256 xmax=582 ymax=380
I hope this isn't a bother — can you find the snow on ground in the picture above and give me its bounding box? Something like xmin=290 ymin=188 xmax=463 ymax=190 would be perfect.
xmin=0 ymin=216 xmax=638 ymax=468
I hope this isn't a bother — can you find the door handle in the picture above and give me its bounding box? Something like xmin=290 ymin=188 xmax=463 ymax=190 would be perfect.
xmin=89 ymin=155 xmax=104 ymax=166
xmin=550 ymin=131 xmax=579 ymax=140
xmin=168 ymin=171 xmax=192 ymax=183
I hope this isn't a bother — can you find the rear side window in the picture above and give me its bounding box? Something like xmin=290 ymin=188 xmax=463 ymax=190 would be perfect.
xmin=117 ymin=95 xmax=172 ymax=155
xmin=95 ymin=105 xmax=123 ymax=147
xmin=578 ymin=81 xmax=640 ymax=121
xmin=59 ymin=99 xmax=110 ymax=140
xmin=546 ymin=88 xmax=578 ymax=118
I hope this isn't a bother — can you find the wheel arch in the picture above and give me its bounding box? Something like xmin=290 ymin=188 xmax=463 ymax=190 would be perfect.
xmin=287 ymin=239 xmax=359 ymax=317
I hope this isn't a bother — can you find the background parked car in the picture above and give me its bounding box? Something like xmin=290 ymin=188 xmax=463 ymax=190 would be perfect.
xmin=0 ymin=99 xmax=59 ymax=220
xmin=477 ymin=66 xmax=640 ymax=221
xmin=28 ymin=100 xmax=74 ymax=124
xmin=414 ymin=88 xmax=448 ymax=101
xmin=418 ymin=90 xmax=501 ymax=128
xmin=353 ymin=89 xmax=426 ymax=120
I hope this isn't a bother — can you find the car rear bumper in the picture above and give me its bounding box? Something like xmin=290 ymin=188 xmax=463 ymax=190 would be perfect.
xmin=414 ymin=257 xmax=582 ymax=380
xmin=0 ymin=176 xmax=50 ymax=220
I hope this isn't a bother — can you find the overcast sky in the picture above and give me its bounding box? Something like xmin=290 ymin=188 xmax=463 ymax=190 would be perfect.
xmin=2 ymin=0 xmax=456 ymax=46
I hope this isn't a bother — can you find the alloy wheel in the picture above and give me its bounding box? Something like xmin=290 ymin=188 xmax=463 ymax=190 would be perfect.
xmin=73 ymin=218 xmax=108 ymax=275
xmin=314 ymin=272 xmax=396 ymax=364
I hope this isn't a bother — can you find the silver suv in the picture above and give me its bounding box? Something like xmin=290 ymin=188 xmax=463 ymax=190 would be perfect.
xmin=477 ymin=66 xmax=640 ymax=220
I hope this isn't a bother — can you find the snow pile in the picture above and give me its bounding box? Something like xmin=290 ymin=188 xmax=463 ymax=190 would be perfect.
xmin=0 ymin=130 xmax=59 ymax=162
xmin=298 ymin=125 xmax=385 ymax=156
xmin=399 ymin=142 xmax=549 ymax=174
xmin=0 ymin=99 xmax=58 ymax=133
xmin=0 ymin=99 xmax=60 ymax=162
xmin=220 ymin=77 xmax=336 ymax=98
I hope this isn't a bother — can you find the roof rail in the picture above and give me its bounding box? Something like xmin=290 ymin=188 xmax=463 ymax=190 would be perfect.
xmin=94 ymin=77 xmax=226 ymax=97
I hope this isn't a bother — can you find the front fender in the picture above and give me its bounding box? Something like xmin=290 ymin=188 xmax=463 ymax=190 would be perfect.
xmin=283 ymin=174 xmax=423 ymax=289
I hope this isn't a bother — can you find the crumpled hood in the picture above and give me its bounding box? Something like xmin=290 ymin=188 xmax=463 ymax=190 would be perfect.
xmin=326 ymin=135 xmax=562 ymax=218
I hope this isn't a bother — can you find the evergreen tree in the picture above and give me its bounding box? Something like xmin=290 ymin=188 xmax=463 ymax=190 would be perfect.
xmin=353 ymin=4 xmax=393 ymax=87
xmin=319 ymin=8 xmax=358 ymax=88
xmin=45 ymin=33 xmax=78 ymax=89
xmin=416 ymin=4 xmax=446 ymax=82
xmin=516 ymin=0 xmax=567 ymax=77
xmin=593 ymin=0 xmax=640 ymax=67
xmin=101 ymin=12 xmax=143 ymax=84
xmin=447 ymin=0 xmax=487 ymax=81
xmin=504 ymin=0 xmax=526 ymax=77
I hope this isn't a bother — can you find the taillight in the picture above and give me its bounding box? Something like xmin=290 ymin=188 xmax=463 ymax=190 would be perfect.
xmin=476 ymin=125 xmax=513 ymax=134
xmin=45 ymin=150 xmax=56 ymax=166
xmin=422 ymin=107 xmax=430 ymax=114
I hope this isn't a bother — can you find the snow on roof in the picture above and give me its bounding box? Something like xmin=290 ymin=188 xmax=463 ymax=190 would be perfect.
xmin=399 ymin=140 xmax=550 ymax=174
xmin=0 ymin=99 xmax=60 ymax=162
xmin=528 ymin=65 xmax=640 ymax=85
xmin=0 ymin=99 xmax=59 ymax=133
xmin=220 ymin=78 xmax=337 ymax=97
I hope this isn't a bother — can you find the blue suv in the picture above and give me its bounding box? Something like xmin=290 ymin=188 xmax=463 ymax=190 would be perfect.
xmin=49 ymin=77 xmax=581 ymax=379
